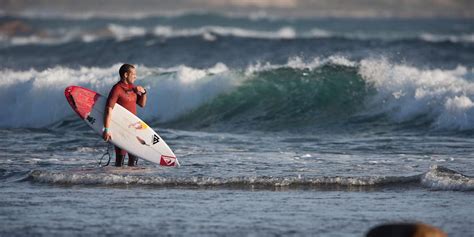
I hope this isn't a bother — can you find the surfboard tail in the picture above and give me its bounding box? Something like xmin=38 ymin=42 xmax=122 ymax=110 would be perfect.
xmin=175 ymin=159 xmax=181 ymax=167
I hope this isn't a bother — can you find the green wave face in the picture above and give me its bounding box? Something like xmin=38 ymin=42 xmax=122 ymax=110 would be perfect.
xmin=169 ymin=64 xmax=374 ymax=131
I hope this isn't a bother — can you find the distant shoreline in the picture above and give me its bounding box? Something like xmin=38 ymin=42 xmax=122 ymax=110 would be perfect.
xmin=1 ymin=9 xmax=473 ymax=20
xmin=1 ymin=0 xmax=473 ymax=19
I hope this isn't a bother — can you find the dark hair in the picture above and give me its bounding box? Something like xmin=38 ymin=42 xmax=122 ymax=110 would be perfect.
xmin=119 ymin=64 xmax=135 ymax=79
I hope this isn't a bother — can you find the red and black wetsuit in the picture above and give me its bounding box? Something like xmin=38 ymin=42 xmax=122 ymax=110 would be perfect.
xmin=106 ymin=81 xmax=144 ymax=163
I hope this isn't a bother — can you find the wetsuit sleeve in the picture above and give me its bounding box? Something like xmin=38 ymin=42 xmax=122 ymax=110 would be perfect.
xmin=106 ymin=86 xmax=119 ymax=109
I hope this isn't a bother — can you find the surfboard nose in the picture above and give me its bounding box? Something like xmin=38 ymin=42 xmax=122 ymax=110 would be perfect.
xmin=64 ymin=86 xmax=77 ymax=109
xmin=64 ymin=85 xmax=76 ymax=95
xmin=64 ymin=86 xmax=98 ymax=119
xmin=64 ymin=86 xmax=80 ymax=103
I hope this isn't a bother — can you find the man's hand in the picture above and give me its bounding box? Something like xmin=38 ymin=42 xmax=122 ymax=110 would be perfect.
xmin=103 ymin=131 xmax=112 ymax=142
xmin=135 ymin=86 xmax=146 ymax=95
xmin=135 ymin=86 xmax=147 ymax=107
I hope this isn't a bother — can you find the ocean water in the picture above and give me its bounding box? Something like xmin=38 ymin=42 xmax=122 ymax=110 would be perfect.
xmin=1 ymin=12 xmax=474 ymax=236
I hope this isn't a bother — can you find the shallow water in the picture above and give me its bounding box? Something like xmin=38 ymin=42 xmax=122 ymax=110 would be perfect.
xmin=2 ymin=128 xmax=474 ymax=236
xmin=1 ymin=180 xmax=473 ymax=236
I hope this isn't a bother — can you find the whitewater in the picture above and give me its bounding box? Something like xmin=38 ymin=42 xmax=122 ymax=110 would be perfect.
xmin=1 ymin=13 xmax=474 ymax=237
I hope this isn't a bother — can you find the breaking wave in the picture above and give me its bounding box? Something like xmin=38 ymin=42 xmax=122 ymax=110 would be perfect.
xmin=2 ymin=24 xmax=473 ymax=46
xmin=421 ymin=165 xmax=474 ymax=191
xmin=27 ymin=169 xmax=420 ymax=188
xmin=1 ymin=13 xmax=473 ymax=47
xmin=1 ymin=56 xmax=473 ymax=132
xmin=0 ymin=62 xmax=237 ymax=128
xmin=26 ymin=165 xmax=474 ymax=191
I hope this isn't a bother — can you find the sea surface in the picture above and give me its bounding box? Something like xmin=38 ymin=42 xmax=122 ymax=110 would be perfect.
xmin=1 ymin=12 xmax=474 ymax=236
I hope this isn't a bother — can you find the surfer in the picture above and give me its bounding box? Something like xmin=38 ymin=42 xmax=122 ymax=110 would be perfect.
xmin=102 ymin=64 xmax=147 ymax=167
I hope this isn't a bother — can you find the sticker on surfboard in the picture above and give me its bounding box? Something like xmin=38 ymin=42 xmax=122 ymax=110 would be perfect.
xmin=160 ymin=155 xmax=177 ymax=167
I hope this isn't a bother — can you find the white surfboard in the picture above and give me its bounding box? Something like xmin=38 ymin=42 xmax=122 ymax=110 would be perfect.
xmin=65 ymin=86 xmax=179 ymax=167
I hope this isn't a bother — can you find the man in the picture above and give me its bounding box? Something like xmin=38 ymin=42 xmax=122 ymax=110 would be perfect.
xmin=103 ymin=64 xmax=147 ymax=167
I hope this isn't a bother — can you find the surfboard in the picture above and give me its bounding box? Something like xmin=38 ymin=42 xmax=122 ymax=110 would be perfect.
xmin=64 ymin=85 xmax=179 ymax=167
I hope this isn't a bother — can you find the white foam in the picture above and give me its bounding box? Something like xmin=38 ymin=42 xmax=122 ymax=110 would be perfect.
xmin=1 ymin=27 xmax=87 ymax=46
xmin=107 ymin=24 xmax=147 ymax=41
xmin=327 ymin=55 xmax=357 ymax=67
xmin=143 ymin=63 xmax=240 ymax=122
xmin=421 ymin=165 xmax=474 ymax=191
xmin=0 ymin=24 xmax=302 ymax=46
xmin=7 ymin=34 xmax=74 ymax=46
xmin=152 ymin=25 xmax=297 ymax=40
xmin=29 ymin=169 xmax=419 ymax=187
xmin=0 ymin=24 xmax=329 ymax=46
xmin=308 ymin=28 xmax=332 ymax=38
xmin=420 ymin=33 xmax=474 ymax=43
xmin=359 ymin=58 xmax=474 ymax=130
xmin=0 ymin=63 xmax=240 ymax=128
xmin=3 ymin=20 xmax=472 ymax=47
xmin=244 ymin=56 xmax=355 ymax=75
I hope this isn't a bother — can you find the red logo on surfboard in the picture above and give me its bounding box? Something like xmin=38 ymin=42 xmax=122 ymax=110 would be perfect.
xmin=160 ymin=155 xmax=177 ymax=166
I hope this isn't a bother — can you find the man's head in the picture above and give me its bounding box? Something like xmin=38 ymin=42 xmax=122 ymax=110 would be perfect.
xmin=119 ymin=64 xmax=136 ymax=84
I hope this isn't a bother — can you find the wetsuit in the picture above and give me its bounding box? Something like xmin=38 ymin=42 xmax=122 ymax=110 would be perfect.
xmin=106 ymin=81 xmax=144 ymax=166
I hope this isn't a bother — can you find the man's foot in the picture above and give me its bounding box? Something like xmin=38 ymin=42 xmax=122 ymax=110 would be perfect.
xmin=128 ymin=156 xmax=137 ymax=166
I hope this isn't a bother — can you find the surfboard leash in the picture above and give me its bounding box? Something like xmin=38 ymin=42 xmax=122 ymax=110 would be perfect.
xmin=98 ymin=143 xmax=113 ymax=167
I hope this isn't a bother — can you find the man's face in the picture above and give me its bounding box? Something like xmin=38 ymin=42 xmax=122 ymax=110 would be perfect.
xmin=125 ymin=68 xmax=137 ymax=84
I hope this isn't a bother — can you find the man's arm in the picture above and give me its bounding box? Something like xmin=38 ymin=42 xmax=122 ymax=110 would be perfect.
xmin=102 ymin=106 xmax=113 ymax=141
xmin=135 ymin=86 xmax=147 ymax=107
xmin=103 ymin=86 xmax=118 ymax=141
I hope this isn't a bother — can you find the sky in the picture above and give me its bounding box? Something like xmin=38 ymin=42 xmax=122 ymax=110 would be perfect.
xmin=1 ymin=0 xmax=473 ymax=18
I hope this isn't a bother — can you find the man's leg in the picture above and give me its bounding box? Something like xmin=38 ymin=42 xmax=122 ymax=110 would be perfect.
xmin=114 ymin=146 xmax=126 ymax=167
xmin=128 ymin=153 xmax=137 ymax=166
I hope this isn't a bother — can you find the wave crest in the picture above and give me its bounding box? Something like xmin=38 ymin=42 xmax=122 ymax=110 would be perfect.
xmin=0 ymin=63 xmax=238 ymax=128
xmin=28 ymin=169 xmax=420 ymax=189
xmin=1 ymin=57 xmax=474 ymax=132
xmin=27 ymin=165 xmax=474 ymax=191
xmin=360 ymin=59 xmax=474 ymax=130
xmin=1 ymin=18 xmax=472 ymax=46
xmin=421 ymin=165 xmax=474 ymax=191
